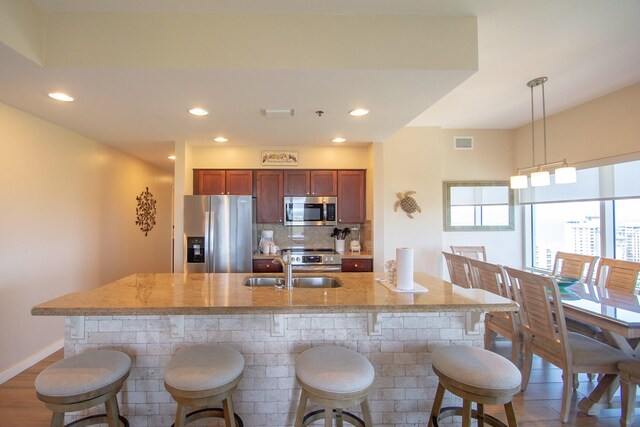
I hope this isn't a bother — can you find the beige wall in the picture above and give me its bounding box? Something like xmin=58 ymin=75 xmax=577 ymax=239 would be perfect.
xmin=514 ymin=82 xmax=640 ymax=169
xmin=440 ymin=129 xmax=522 ymax=269
xmin=379 ymin=127 xmax=522 ymax=276
xmin=0 ymin=102 xmax=173 ymax=381
xmin=381 ymin=127 xmax=444 ymax=275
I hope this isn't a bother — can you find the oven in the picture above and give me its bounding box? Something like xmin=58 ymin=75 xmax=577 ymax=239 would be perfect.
xmin=283 ymin=196 xmax=337 ymax=226
xmin=284 ymin=248 xmax=342 ymax=272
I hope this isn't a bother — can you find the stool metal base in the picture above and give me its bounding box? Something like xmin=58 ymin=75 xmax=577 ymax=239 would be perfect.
xmin=171 ymin=407 xmax=243 ymax=427
xmin=66 ymin=414 xmax=129 ymax=427
xmin=433 ymin=406 xmax=509 ymax=427
xmin=302 ymin=408 xmax=365 ymax=427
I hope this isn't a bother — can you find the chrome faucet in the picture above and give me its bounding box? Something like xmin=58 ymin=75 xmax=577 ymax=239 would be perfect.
xmin=272 ymin=250 xmax=293 ymax=289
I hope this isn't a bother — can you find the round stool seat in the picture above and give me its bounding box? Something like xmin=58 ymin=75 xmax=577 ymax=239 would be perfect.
xmin=295 ymin=346 xmax=375 ymax=427
xmin=296 ymin=345 xmax=374 ymax=395
xmin=432 ymin=346 xmax=521 ymax=393
xmin=429 ymin=346 xmax=521 ymax=427
xmin=164 ymin=345 xmax=245 ymax=427
xmin=35 ymin=350 xmax=131 ymax=427
xmin=165 ymin=344 xmax=244 ymax=392
xmin=36 ymin=350 xmax=131 ymax=399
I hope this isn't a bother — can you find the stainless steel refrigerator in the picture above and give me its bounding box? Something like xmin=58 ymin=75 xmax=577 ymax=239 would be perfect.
xmin=183 ymin=195 xmax=253 ymax=273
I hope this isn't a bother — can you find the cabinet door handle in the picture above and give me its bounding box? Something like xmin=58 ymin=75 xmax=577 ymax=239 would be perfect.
xmin=354 ymin=264 xmax=358 ymax=268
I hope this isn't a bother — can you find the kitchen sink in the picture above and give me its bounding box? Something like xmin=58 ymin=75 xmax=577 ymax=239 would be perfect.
xmin=243 ymin=276 xmax=342 ymax=288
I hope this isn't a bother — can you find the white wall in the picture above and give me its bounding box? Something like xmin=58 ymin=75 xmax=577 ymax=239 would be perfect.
xmin=0 ymin=102 xmax=173 ymax=382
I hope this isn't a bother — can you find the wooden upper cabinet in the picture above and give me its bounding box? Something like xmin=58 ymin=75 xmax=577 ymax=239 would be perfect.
xmin=283 ymin=170 xmax=309 ymax=196
xmin=225 ymin=170 xmax=253 ymax=195
xmin=310 ymin=170 xmax=337 ymax=196
xmin=194 ymin=170 xmax=225 ymax=195
xmin=337 ymin=170 xmax=366 ymax=224
xmin=193 ymin=170 xmax=253 ymax=195
xmin=283 ymin=170 xmax=337 ymax=196
xmin=256 ymin=170 xmax=284 ymax=223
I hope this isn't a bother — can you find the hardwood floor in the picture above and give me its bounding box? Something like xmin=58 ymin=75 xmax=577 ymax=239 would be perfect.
xmin=0 ymin=350 xmax=60 ymax=426
xmin=0 ymin=344 xmax=636 ymax=426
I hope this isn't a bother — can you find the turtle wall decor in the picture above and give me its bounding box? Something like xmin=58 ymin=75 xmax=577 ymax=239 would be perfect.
xmin=394 ymin=191 xmax=422 ymax=218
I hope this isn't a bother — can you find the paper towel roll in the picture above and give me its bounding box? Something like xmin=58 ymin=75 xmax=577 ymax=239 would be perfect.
xmin=396 ymin=248 xmax=414 ymax=290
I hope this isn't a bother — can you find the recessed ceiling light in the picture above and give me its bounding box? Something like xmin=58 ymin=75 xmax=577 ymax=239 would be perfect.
xmin=48 ymin=92 xmax=74 ymax=102
xmin=168 ymin=155 xmax=176 ymax=160
xmin=189 ymin=107 xmax=208 ymax=116
xmin=214 ymin=137 xmax=228 ymax=142
xmin=348 ymin=108 xmax=369 ymax=117
xmin=332 ymin=137 xmax=346 ymax=143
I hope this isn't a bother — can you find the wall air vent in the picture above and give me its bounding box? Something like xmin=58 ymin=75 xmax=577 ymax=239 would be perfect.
xmin=261 ymin=109 xmax=294 ymax=117
xmin=454 ymin=136 xmax=474 ymax=150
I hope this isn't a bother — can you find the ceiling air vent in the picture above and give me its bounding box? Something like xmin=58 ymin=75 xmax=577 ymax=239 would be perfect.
xmin=454 ymin=136 xmax=474 ymax=150
xmin=261 ymin=109 xmax=294 ymax=117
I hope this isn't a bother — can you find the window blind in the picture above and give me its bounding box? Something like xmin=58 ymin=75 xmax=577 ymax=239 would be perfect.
xmin=518 ymin=159 xmax=640 ymax=204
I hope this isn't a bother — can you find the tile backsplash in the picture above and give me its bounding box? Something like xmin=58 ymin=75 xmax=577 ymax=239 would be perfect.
xmin=256 ymin=223 xmax=363 ymax=251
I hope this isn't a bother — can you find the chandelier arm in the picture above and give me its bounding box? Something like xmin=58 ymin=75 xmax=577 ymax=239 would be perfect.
xmin=531 ymin=84 xmax=535 ymax=165
xmin=542 ymin=79 xmax=547 ymax=164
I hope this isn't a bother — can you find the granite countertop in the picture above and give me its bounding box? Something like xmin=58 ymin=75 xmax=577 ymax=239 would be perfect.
xmin=31 ymin=272 xmax=517 ymax=316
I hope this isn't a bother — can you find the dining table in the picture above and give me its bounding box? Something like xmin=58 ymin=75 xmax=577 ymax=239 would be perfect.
xmin=560 ymin=281 xmax=640 ymax=422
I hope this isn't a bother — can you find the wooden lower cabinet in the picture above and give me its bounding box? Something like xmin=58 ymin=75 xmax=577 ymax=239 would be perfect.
xmin=341 ymin=258 xmax=373 ymax=272
xmin=253 ymin=259 xmax=283 ymax=273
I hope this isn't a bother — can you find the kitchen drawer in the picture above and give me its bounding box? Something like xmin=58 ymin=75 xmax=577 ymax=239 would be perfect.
xmin=253 ymin=259 xmax=283 ymax=273
xmin=341 ymin=258 xmax=373 ymax=272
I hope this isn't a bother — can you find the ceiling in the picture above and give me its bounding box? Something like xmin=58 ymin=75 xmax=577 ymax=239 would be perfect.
xmin=1 ymin=0 xmax=639 ymax=171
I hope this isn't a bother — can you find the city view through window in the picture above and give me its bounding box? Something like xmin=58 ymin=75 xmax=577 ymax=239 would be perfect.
xmin=532 ymin=199 xmax=640 ymax=270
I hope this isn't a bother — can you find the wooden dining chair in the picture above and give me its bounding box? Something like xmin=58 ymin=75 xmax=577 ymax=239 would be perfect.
xmin=442 ymin=252 xmax=472 ymax=288
xmin=595 ymin=257 xmax=640 ymax=294
xmin=552 ymin=252 xmax=599 ymax=283
xmin=553 ymin=252 xmax=602 ymax=345
xmin=504 ymin=267 xmax=631 ymax=423
xmin=450 ymin=245 xmax=487 ymax=261
xmin=467 ymin=258 xmax=521 ymax=366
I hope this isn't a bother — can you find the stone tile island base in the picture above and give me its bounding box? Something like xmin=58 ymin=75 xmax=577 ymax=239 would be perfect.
xmin=64 ymin=313 xmax=484 ymax=427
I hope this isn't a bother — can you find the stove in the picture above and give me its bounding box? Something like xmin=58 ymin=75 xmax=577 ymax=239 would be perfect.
xmin=282 ymin=248 xmax=342 ymax=272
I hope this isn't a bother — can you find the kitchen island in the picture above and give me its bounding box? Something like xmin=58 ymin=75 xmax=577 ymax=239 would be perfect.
xmin=32 ymin=272 xmax=516 ymax=426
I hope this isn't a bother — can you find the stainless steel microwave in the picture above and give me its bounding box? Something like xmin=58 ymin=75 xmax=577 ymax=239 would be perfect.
xmin=284 ymin=196 xmax=337 ymax=226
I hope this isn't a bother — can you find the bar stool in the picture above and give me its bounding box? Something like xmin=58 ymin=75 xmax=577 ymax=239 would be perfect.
xmin=164 ymin=344 xmax=244 ymax=427
xmin=294 ymin=345 xmax=375 ymax=427
xmin=35 ymin=349 xmax=131 ymax=427
xmin=428 ymin=345 xmax=521 ymax=427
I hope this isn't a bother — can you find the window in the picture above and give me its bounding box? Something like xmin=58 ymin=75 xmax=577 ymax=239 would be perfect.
xmin=443 ymin=181 xmax=514 ymax=231
xmin=525 ymin=159 xmax=640 ymax=269
xmin=614 ymin=199 xmax=640 ymax=262
xmin=531 ymin=201 xmax=601 ymax=270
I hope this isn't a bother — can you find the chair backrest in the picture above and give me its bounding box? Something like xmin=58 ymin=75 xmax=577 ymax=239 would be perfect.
xmin=504 ymin=267 xmax=571 ymax=369
xmin=467 ymin=258 xmax=512 ymax=300
xmin=450 ymin=245 xmax=487 ymax=261
xmin=595 ymin=258 xmax=640 ymax=294
xmin=551 ymin=252 xmax=599 ymax=284
xmin=442 ymin=252 xmax=472 ymax=288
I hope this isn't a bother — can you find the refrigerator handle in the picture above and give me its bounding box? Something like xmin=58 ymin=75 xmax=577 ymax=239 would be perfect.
xmin=208 ymin=209 xmax=215 ymax=273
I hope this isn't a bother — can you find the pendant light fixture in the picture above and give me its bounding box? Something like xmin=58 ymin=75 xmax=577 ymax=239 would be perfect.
xmin=510 ymin=77 xmax=577 ymax=189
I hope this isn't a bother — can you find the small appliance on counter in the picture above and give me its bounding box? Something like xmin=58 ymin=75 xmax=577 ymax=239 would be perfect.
xmin=259 ymin=230 xmax=275 ymax=254
xmin=349 ymin=227 xmax=361 ymax=253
